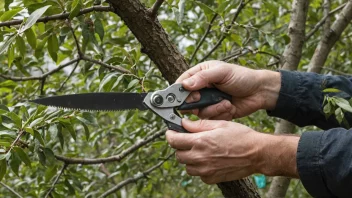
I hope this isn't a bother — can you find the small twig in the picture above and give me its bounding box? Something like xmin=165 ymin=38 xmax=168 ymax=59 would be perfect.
xmin=199 ymin=0 xmax=248 ymax=62
xmin=0 ymin=6 xmax=113 ymax=28
xmin=6 ymin=130 xmax=24 ymax=154
xmin=55 ymin=128 xmax=165 ymax=165
xmin=0 ymin=182 xmax=23 ymax=198
xmin=99 ymin=153 xmax=173 ymax=198
xmin=321 ymin=66 xmax=352 ymax=76
xmin=189 ymin=14 xmax=218 ymax=64
xmin=81 ymin=55 xmax=131 ymax=74
xmin=57 ymin=61 xmax=80 ymax=92
xmin=44 ymin=164 xmax=68 ymax=198
xmin=305 ymin=3 xmax=346 ymax=41
xmin=0 ymin=58 xmax=80 ymax=81
xmin=69 ymin=23 xmax=83 ymax=57
xmin=149 ymin=0 xmax=165 ymax=19
xmin=39 ymin=77 xmax=46 ymax=96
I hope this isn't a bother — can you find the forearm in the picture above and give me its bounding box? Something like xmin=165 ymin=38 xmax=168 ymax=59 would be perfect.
xmin=254 ymin=133 xmax=299 ymax=178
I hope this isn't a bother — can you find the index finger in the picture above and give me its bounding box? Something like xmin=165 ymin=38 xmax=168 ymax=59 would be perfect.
xmin=176 ymin=64 xmax=202 ymax=83
xmin=165 ymin=130 xmax=197 ymax=150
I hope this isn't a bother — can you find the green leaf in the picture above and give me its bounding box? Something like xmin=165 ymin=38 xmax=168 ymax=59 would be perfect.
xmin=0 ymin=34 xmax=16 ymax=55
xmin=178 ymin=0 xmax=186 ymax=24
xmin=82 ymin=122 xmax=89 ymax=141
xmin=13 ymin=146 xmax=31 ymax=168
xmin=82 ymin=112 xmax=98 ymax=126
xmin=7 ymin=44 xmax=14 ymax=67
xmin=99 ymin=73 xmax=118 ymax=92
xmin=61 ymin=121 xmax=76 ymax=140
xmin=57 ymin=124 xmax=64 ymax=148
xmin=69 ymin=0 xmax=82 ymax=20
xmin=0 ymin=152 xmax=10 ymax=161
xmin=323 ymin=88 xmax=341 ymax=93
xmin=29 ymin=117 xmax=44 ymax=127
xmin=9 ymin=152 xmax=21 ymax=176
xmin=48 ymin=34 xmax=59 ymax=62
xmin=94 ymin=18 xmax=104 ymax=41
xmin=5 ymin=112 xmax=22 ymax=129
xmin=193 ymin=1 xmax=216 ymax=21
xmin=43 ymin=148 xmax=56 ymax=166
xmin=34 ymin=130 xmax=45 ymax=146
xmin=20 ymin=5 xmax=51 ymax=33
xmin=265 ymin=34 xmax=275 ymax=47
xmin=334 ymin=97 xmax=352 ymax=113
xmin=24 ymin=27 xmax=37 ymax=49
xmin=24 ymin=127 xmax=34 ymax=135
xmin=0 ymin=159 xmax=7 ymax=181
xmin=0 ymin=8 xmax=23 ymax=22
xmin=127 ymin=79 xmax=140 ymax=90
xmin=45 ymin=165 xmax=57 ymax=182
xmin=323 ymin=102 xmax=331 ymax=114
xmin=37 ymin=150 xmax=46 ymax=166
xmin=335 ymin=107 xmax=343 ymax=124
xmin=15 ymin=36 xmax=26 ymax=56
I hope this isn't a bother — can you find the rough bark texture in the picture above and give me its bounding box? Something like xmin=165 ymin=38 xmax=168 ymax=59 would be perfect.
xmin=108 ymin=0 xmax=188 ymax=83
xmin=217 ymin=178 xmax=260 ymax=198
xmin=108 ymin=0 xmax=260 ymax=197
xmin=267 ymin=0 xmax=309 ymax=196
xmin=308 ymin=0 xmax=352 ymax=73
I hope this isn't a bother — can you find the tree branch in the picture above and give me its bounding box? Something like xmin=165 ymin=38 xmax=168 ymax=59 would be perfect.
xmin=0 ymin=6 xmax=113 ymax=28
xmin=81 ymin=55 xmax=131 ymax=74
xmin=0 ymin=182 xmax=23 ymax=198
xmin=189 ymin=13 xmax=218 ymax=64
xmin=0 ymin=58 xmax=80 ymax=81
xmin=267 ymin=0 xmax=310 ymax=197
xmin=199 ymin=0 xmax=248 ymax=62
xmin=57 ymin=61 xmax=80 ymax=92
xmin=55 ymin=128 xmax=165 ymax=164
xmin=6 ymin=130 xmax=24 ymax=153
xmin=99 ymin=153 xmax=173 ymax=198
xmin=149 ymin=0 xmax=165 ymax=19
xmin=44 ymin=163 xmax=68 ymax=198
xmin=308 ymin=0 xmax=352 ymax=73
xmin=305 ymin=2 xmax=347 ymax=41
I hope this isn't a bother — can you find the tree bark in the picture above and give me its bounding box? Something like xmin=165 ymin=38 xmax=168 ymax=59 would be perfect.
xmin=267 ymin=0 xmax=309 ymax=196
xmin=308 ymin=0 xmax=352 ymax=73
xmin=108 ymin=0 xmax=260 ymax=197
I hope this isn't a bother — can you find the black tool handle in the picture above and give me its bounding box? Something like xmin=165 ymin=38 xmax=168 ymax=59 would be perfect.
xmin=165 ymin=120 xmax=188 ymax=133
xmin=178 ymin=88 xmax=232 ymax=110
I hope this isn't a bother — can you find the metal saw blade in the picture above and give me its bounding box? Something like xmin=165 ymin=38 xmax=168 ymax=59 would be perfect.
xmin=30 ymin=93 xmax=149 ymax=111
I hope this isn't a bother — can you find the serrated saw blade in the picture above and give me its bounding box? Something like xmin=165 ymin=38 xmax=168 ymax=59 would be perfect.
xmin=30 ymin=93 xmax=149 ymax=111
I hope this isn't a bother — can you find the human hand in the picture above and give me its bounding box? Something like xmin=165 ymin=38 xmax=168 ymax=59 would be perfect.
xmin=176 ymin=60 xmax=281 ymax=120
xmin=166 ymin=119 xmax=299 ymax=184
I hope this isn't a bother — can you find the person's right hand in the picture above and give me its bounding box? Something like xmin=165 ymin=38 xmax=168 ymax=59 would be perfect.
xmin=176 ymin=60 xmax=281 ymax=120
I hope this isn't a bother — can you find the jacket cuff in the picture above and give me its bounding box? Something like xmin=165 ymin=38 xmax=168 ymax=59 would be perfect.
xmin=297 ymin=131 xmax=332 ymax=196
xmin=267 ymin=70 xmax=301 ymax=120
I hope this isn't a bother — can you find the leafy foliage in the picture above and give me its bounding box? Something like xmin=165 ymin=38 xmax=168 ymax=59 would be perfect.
xmin=0 ymin=0 xmax=351 ymax=197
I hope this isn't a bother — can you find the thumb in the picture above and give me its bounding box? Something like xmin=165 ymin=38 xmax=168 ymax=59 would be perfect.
xmin=182 ymin=68 xmax=221 ymax=91
xmin=182 ymin=118 xmax=226 ymax=133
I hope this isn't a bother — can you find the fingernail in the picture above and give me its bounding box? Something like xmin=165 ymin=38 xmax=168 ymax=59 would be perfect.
xmin=183 ymin=78 xmax=195 ymax=86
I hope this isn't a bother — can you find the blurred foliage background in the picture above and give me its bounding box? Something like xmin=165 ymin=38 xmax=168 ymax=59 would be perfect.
xmin=0 ymin=0 xmax=351 ymax=197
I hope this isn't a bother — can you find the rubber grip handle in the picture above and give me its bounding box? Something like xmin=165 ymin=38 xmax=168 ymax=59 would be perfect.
xmin=178 ymin=88 xmax=232 ymax=110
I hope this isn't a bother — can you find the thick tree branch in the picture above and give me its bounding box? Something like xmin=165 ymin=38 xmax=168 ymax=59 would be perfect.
xmin=308 ymin=0 xmax=352 ymax=73
xmin=149 ymin=0 xmax=165 ymax=19
xmin=200 ymin=0 xmax=248 ymax=62
xmin=0 ymin=182 xmax=23 ymax=198
xmin=305 ymin=3 xmax=347 ymax=41
xmin=55 ymin=128 xmax=164 ymax=164
xmin=107 ymin=0 xmax=260 ymax=196
xmin=81 ymin=55 xmax=131 ymax=74
xmin=0 ymin=58 xmax=80 ymax=81
xmin=268 ymin=0 xmax=310 ymax=197
xmin=99 ymin=153 xmax=173 ymax=198
xmin=190 ymin=13 xmax=218 ymax=64
xmin=0 ymin=6 xmax=113 ymax=28
xmin=44 ymin=164 xmax=68 ymax=198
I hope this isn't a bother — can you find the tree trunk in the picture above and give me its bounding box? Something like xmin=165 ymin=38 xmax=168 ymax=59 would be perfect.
xmin=108 ymin=0 xmax=260 ymax=197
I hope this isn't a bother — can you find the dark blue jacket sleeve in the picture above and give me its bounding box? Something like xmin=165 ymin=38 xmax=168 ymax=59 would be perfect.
xmin=267 ymin=70 xmax=352 ymax=130
xmin=267 ymin=70 xmax=352 ymax=197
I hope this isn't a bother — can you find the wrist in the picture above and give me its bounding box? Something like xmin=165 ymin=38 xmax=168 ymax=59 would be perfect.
xmin=256 ymin=70 xmax=281 ymax=110
xmin=254 ymin=133 xmax=299 ymax=178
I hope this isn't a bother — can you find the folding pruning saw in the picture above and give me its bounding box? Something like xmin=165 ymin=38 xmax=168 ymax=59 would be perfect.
xmin=31 ymin=84 xmax=231 ymax=132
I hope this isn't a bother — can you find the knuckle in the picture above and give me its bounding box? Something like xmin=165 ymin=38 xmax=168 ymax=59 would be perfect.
xmin=201 ymin=177 xmax=215 ymax=185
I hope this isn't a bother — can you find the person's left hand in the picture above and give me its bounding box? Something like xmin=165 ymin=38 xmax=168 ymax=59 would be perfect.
xmin=165 ymin=119 xmax=265 ymax=184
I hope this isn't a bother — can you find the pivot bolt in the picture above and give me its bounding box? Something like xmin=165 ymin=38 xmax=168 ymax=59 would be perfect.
xmin=151 ymin=94 xmax=163 ymax=106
